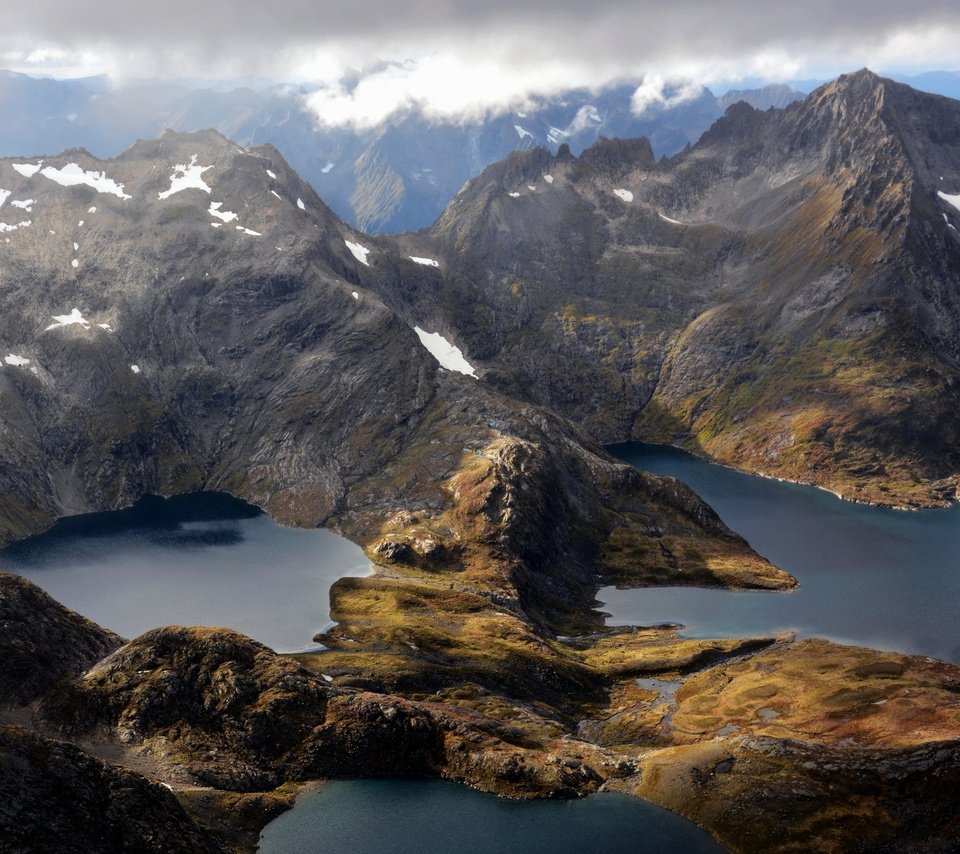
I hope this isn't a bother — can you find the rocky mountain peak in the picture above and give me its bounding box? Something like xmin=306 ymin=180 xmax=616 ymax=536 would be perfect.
xmin=694 ymin=98 xmax=765 ymax=148
xmin=831 ymin=66 xmax=885 ymax=92
xmin=578 ymin=135 xmax=656 ymax=175
xmin=801 ymin=68 xmax=891 ymax=129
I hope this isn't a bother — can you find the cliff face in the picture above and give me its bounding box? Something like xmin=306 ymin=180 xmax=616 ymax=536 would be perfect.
xmin=419 ymin=70 xmax=960 ymax=506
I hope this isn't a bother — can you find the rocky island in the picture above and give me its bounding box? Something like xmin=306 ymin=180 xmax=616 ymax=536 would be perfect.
xmin=0 ymin=72 xmax=959 ymax=854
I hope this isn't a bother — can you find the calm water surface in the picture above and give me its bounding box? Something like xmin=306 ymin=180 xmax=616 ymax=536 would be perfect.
xmin=0 ymin=493 xmax=370 ymax=652
xmin=603 ymin=443 xmax=960 ymax=662
xmin=258 ymin=779 xmax=725 ymax=854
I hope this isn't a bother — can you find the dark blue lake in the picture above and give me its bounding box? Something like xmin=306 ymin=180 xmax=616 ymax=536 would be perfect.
xmin=602 ymin=443 xmax=960 ymax=662
xmin=257 ymin=779 xmax=725 ymax=854
xmin=0 ymin=492 xmax=370 ymax=652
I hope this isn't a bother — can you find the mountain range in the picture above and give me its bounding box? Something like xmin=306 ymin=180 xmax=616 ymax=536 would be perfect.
xmin=4 ymin=68 xmax=960 ymax=236
xmin=0 ymin=70 xmax=806 ymax=232
xmin=404 ymin=69 xmax=960 ymax=507
xmin=1 ymin=69 xmax=960 ymax=853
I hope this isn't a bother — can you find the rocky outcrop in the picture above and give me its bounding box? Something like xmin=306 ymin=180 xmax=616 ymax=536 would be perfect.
xmin=0 ymin=572 xmax=122 ymax=706
xmin=0 ymin=725 xmax=219 ymax=853
xmin=40 ymin=627 xmax=332 ymax=789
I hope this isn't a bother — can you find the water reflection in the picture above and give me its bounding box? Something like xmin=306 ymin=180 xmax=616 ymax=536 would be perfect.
xmin=1 ymin=493 xmax=371 ymax=653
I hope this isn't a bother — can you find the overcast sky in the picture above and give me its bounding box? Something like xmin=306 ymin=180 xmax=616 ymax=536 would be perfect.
xmin=3 ymin=1 xmax=960 ymax=125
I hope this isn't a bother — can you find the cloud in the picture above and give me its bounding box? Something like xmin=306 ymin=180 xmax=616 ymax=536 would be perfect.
xmin=630 ymin=76 xmax=708 ymax=116
xmin=3 ymin=1 xmax=960 ymax=125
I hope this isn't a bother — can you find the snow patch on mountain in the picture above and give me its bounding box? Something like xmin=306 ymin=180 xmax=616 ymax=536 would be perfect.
xmin=4 ymin=354 xmax=30 ymax=367
xmin=45 ymin=308 xmax=90 ymax=331
xmin=658 ymin=211 xmax=685 ymax=225
xmin=514 ymin=125 xmax=534 ymax=141
xmin=11 ymin=199 xmax=33 ymax=211
xmin=209 ymin=202 xmax=238 ymax=222
xmin=345 ymin=239 xmax=371 ymax=265
xmin=938 ymin=190 xmax=960 ymax=213
xmin=413 ymin=327 xmax=477 ymax=377
xmin=0 ymin=220 xmax=30 ymax=233
xmin=39 ymin=164 xmax=130 ymax=198
xmin=409 ymin=256 xmax=439 ymax=267
xmin=158 ymin=155 xmax=212 ymax=200
xmin=613 ymin=188 xmax=633 ymax=202
xmin=543 ymin=175 xmax=554 ymax=184
xmin=0 ymin=190 xmax=9 ymax=208
xmin=12 ymin=162 xmax=42 ymax=177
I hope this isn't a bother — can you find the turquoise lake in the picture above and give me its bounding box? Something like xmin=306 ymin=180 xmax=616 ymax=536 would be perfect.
xmin=602 ymin=442 xmax=960 ymax=662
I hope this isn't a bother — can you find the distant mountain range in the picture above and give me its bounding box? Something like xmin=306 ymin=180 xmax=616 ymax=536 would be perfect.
xmin=4 ymin=67 xmax=960 ymax=234
xmin=0 ymin=70 xmax=807 ymax=233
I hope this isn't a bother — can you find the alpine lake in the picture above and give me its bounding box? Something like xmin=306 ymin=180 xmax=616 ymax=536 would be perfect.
xmin=3 ymin=441 xmax=957 ymax=853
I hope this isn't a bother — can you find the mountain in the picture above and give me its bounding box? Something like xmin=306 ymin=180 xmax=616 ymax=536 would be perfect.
xmin=0 ymin=573 xmax=121 ymax=705
xmin=886 ymin=69 xmax=960 ymax=101
xmin=717 ymin=82 xmax=802 ymax=110
xmin=404 ymin=69 xmax=960 ymax=507
xmin=0 ymin=725 xmax=220 ymax=853
xmin=318 ymin=82 xmax=807 ymax=233
xmin=0 ymin=70 xmax=803 ymax=233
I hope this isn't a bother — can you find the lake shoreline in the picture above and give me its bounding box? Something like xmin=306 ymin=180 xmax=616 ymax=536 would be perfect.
xmin=609 ymin=440 xmax=959 ymax=511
